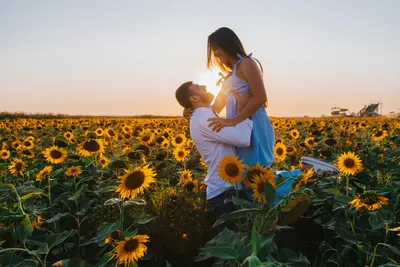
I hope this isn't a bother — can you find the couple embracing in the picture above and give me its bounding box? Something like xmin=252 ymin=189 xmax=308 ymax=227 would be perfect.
xmin=175 ymin=27 xmax=337 ymax=227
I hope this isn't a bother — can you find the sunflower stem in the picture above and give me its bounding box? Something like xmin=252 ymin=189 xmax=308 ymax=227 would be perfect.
xmin=48 ymin=175 xmax=52 ymax=205
xmin=235 ymin=182 xmax=239 ymax=199
xmin=346 ymin=175 xmax=349 ymax=196
xmin=119 ymin=202 xmax=124 ymax=232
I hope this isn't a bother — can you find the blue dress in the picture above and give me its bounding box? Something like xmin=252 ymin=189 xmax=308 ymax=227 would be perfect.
xmin=221 ymin=53 xmax=275 ymax=167
xmin=221 ymin=53 xmax=297 ymax=205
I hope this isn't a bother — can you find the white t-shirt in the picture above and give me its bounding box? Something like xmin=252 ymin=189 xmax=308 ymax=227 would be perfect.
xmin=189 ymin=107 xmax=253 ymax=200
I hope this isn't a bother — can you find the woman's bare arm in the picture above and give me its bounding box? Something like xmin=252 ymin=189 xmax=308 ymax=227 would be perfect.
xmin=211 ymin=89 xmax=226 ymax=114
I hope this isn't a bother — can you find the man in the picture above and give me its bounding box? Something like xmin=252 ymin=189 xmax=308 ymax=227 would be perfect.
xmin=175 ymin=81 xmax=252 ymax=219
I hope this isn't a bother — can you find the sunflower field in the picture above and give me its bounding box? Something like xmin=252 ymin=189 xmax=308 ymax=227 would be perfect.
xmin=0 ymin=116 xmax=399 ymax=267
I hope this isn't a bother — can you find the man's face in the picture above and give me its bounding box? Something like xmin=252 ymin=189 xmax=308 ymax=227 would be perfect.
xmin=189 ymin=83 xmax=214 ymax=106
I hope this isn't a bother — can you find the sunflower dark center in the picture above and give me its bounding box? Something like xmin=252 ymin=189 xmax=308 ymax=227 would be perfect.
xmin=247 ymin=170 xmax=263 ymax=183
xmin=178 ymin=151 xmax=184 ymax=157
xmin=66 ymin=133 xmax=71 ymax=138
xmin=2 ymin=152 xmax=8 ymax=156
xmin=123 ymin=239 xmax=139 ymax=252
xmin=108 ymin=130 xmax=116 ymax=136
xmin=50 ymin=150 xmax=62 ymax=159
xmin=361 ymin=194 xmax=378 ymax=205
xmin=257 ymin=182 xmax=264 ymax=193
xmin=374 ymin=131 xmax=383 ymax=137
xmin=325 ymin=139 xmax=337 ymax=146
xmin=185 ymin=181 xmax=195 ymax=192
xmin=22 ymin=150 xmax=31 ymax=156
xmin=125 ymin=171 xmax=145 ymax=190
xmin=15 ymin=162 xmax=22 ymax=172
xmin=343 ymin=158 xmax=355 ymax=168
xmin=142 ymin=135 xmax=150 ymax=142
xmin=24 ymin=141 xmax=31 ymax=147
xmin=225 ymin=163 xmax=239 ymax=177
xmin=276 ymin=148 xmax=284 ymax=155
xmin=83 ymin=140 xmax=100 ymax=152
xmin=307 ymin=139 xmax=314 ymax=145
xmin=175 ymin=137 xmax=183 ymax=144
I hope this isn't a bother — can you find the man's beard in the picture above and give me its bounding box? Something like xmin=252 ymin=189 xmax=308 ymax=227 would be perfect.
xmin=200 ymin=92 xmax=214 ymax=105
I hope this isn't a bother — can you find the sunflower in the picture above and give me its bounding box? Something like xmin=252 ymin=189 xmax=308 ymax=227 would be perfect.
xmin=8 ymin=158 xmax=27 ymax=177
xmin=22 ymin=139 xmax=34 ymax=150
xmin=173 ymin=147 xmax=190 ymax=162
xmin=292 ymin=168 xmax=315 ymax=191
xmin=179 ymin=169 xmax=193 ymax=184
xmin=105 ymin=230 xmax=121 ymax=244
xmin=113 ymin=235 xmax=150 ymax=266
xmin=171 ymin=134 xmax=187 ymax=147
xmin=64 ymin=132 xmax=74 ymax=140
xmin=290 ymin=129 xmax=300 ymax=140
xmin=138 ymin=130 xmax=154 ymax=145
xmin=372 ymin=130 xmax=388 ymax=142
xmin=275 ymin=138 xmax=283 ymax=144
xmin=217 ymin=155 xmax=246 ymax=184
xmin=26 ymin=136 xmax=34 ymax=142
xmin=43 ymin=146 xmax=67 ymax=164
xmin=200 ymin=157 xmax=207 ymax=169
xmin=122 ymin=125 xmax=131 ymax=134
xmin=182 ymin=178 xmax=199 ymax=193
xmin=95 ymin=128 xmax=104 ymax=136
xmin=324 ymin=138 xmax=337 ymax=146
xmin=31 ymin=215 xmax=45 ymax=230
xmin=116 ymin=165 xmax=156 ymax=199
xmin=304 ymin=137 xmax=315 ymax=148
xmin=105 ymin=128 xmax=118 ymax=140
xmin=274 ymin=143 xmax=287 ymax=162
xmin=250 ymin=171 xmax=276 ymax=204
xmin=98 ymin=156 xmax=111 ymax=168
xmin=36 ymin=166 xmax=53 ymax=181
xmin=336 ymin=151 xmax=363 ymax=176
xmin=19 ymin=149 xmax=35 ymax=159
xmin=77 ymin=139 xmax=104 ymax=157
xmin=244 ymin=163 xmax=269 ymax=185
xmin=186 ymin=139 xmax=194 ymax=147
xmin=0 ymin=149 xmax=10 ymax=160
xmin=161 ymin=140 xmax=170 ymax=149
xmin=66 ymin=166 xmax=82 ymax=177
xmin=349 ymin=193 xmax=389 ymax=211
xmin=12 ymin=140 xmax=21 ymax=150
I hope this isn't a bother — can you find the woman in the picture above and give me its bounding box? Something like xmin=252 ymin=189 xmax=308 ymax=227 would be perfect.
xmin=184 ymin=27 xmax=275 ymax=168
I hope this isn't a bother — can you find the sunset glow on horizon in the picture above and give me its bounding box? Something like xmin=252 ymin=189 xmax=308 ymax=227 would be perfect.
xmin=0 ymin=0 xmax=399 ymax=117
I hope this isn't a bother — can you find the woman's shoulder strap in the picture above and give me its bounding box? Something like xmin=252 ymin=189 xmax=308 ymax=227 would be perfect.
xmin=234 ymin=53 xmax=263 ymax=73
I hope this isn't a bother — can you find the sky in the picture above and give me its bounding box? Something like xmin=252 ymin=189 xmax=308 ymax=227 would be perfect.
xmin=0 ymin=0 xmax=399 ymax=117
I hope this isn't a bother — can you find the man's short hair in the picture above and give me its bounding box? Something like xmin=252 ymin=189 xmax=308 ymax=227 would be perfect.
xmin=175 ymin=81 xmax=193 ymax=109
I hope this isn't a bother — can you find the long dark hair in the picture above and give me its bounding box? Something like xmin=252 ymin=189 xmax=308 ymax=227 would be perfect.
xmin=207 ymin=27 xmax=247 ymax=73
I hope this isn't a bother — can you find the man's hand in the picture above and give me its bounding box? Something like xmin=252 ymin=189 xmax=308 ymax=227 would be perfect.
xmin=183 ymin=108 xmax=194 ymax=121
xmin=232 ymin=91 xmax=252 ymax=112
